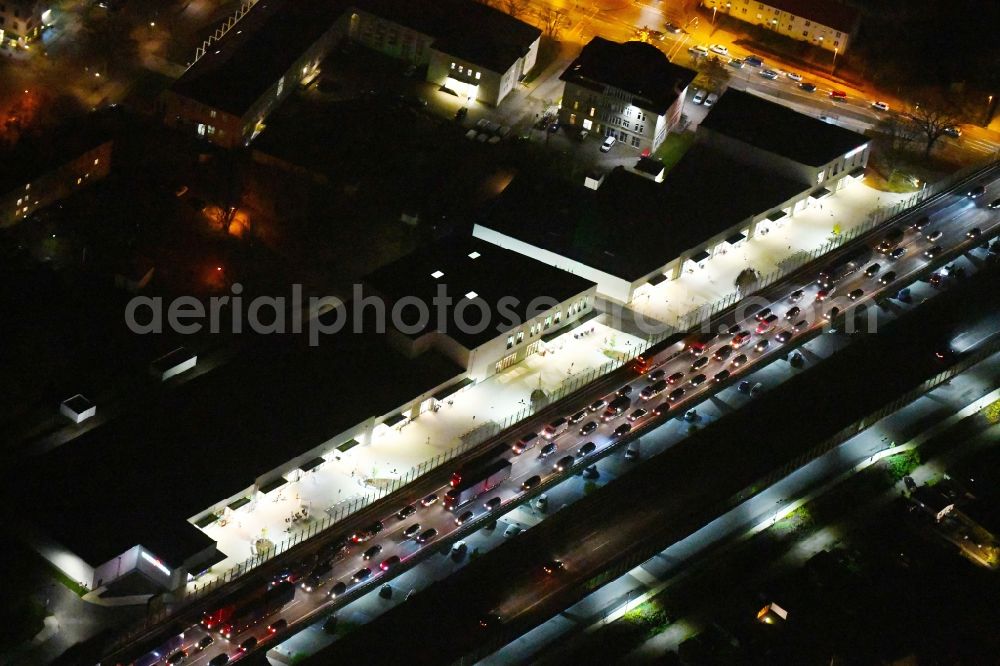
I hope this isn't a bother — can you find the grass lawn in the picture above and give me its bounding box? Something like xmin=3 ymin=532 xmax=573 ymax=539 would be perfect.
xmin=653 ymin=131 xmax=696 ymax=173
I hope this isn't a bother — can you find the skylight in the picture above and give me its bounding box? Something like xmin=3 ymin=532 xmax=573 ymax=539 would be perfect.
xmin=465 ymin=291 xmax=478 ymax=300
xmin=468 ymin=251 xmax=481 ymax=259
xmin=431 ymin=270 xmax=444 ymax=279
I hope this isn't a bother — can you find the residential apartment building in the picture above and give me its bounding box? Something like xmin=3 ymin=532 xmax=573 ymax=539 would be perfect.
xmin=558 ymin=38 xmax=696 ymax=153
xmin=0 ymin=111 xmax=114 ymax=227
xmin=0 ymin=0 xmax=42 ymax=46
xmin=346 ymin=0 xmax=540 ymax=106
xmin=701 ymin=0 xmax=860 ymax=53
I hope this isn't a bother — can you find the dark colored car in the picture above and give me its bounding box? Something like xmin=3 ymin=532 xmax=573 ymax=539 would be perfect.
xmin=208 ymin=655 xmax=230 ymax=666
xmin=799 ymin=82 xmax=817 ymax=92
xmin=577 ymin=441 xmax=597 ymax=457
xmin=267 ymin=618 xmax=288 ymax=634
xmin=403 ymin=523 xmax=421 ymax=539
xmin=522 ymin=475 xmax=542 ymax=491
xmin=865 ymin=263 xmax=880 ymax=278
xmin=239 ymin=636 xmax=257 ymax=653
xmin=396 ymin=505 xmax=416 ymax=520
xmin=352 ymin=568 xmax=373 ymax=582
xmin=362 ymin=544 xmax=382 ymax=560
xmin=879 ymin=270 xmax=897 ymax=285
xmin=613 ymin=423 xmax=632 ymax=438
xmin=329 ymin=581 xmax=347 ymax=597
xmin=580 ymin=420 xmax=598 ymax=436
xmin=380 ymin=555 xmax=401 ymax=571
xmin=553 ymin=455 xmax=576 ymax=472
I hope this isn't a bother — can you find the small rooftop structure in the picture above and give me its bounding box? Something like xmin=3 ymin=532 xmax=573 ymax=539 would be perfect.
xmin=150 ymin=347 xmax=198 ymax=382
xmin=60 ymin=395 xmax=96 ymax=424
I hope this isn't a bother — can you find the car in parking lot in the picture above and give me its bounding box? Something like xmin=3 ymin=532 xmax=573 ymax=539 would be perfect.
xmin=732 ymin=331 xmax=752 ymax=347
xmin=924 ymin=245 xmax=942 ymax=259
xmin=730 ymin=353 xmax=748 ymax=368
xmin=627 ymin=408 xmax=647 ymax=422
xmin=889 ymin=247 xmax=906 ymax=260
xmin=380 ymin=555 xmax=401 ymax=571
xmin=415 ymin=529 xmax=438 ymax=544
xmin=554 ymin=455 xmax=576 ymax=472
xmin=714 ymin=369 xmax=731 ymax=383
xmin=728 ymin=57 xmax=745 ymax=69
xmin=363 ymin=544 xmax=382 ymax=560
xmin=600 ymin=136 xmax=616 ymax=152
xmin=753 ymin=339 xmax=769 ymax=353
xmin=709 ymin=44 xmax=729 ymax=55
xmin=925 ymin=229 xmax=943 ymax=242
xmin=402 ymin=523 xmax=421 ymax=539
xmin=865 ymin=263 xmax=881 ymax=278
xmin=691 ymin=88 xmax=706 ymax=104
xmin=455 ymin=510 xmax=474 ymax=526
xmin=689 ymin=373 xmax=707 ymax=387
xmin=755 ymin=314 xmax=778 ymax=333
xmin=421 ymin=493 xmax=438 ymax=507
xmin=712 ymin=345 xmax=733 ymax=362
xmin=613 ymin=423 xmax=632 ymax=438
xmin=784 ymin=306 xmax=800 ymax=320
xmin=688 ymin=44 xmax=709 ymax=57
xmin=775 ymin=329 xmax=793 ymax=343
xmin=396 ymin=505 xmax=416 ymax=520
xmin=879 ymin=270 xmax=897 ymax=285
xmin=522 ymin=475 xmax=541 ymax=490
xmin=759 ymin=69 xmax=779 ymax=80
xmin=577 ymin=441 xmax=597 ymax=457
xmin=640 ymin=380 xmax=667 ymax=400
xmin=799 ymin=82 xmax=817 ymax=93
xmin=542 ymin=559 xmax=565 ymax=574
xmin=705 ymin=92 xmax=719 ymax=106
xmin=667 ymin=371 xmax=685 ymax=384
xmin=849 ymin=288 xmax=864 ymax=300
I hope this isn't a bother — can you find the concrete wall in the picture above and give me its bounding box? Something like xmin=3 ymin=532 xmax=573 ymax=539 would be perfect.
xmin=1 ymin=140 xmax=113 ymax=228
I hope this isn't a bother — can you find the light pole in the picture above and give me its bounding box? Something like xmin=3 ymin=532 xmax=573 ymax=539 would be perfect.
xmin=987 ymin=94 xmax=994 ymax=126
xmin=832 ymin=45 xmax=839 ymax=69
xmin=712 ymin=6 xmax=717 ymax=24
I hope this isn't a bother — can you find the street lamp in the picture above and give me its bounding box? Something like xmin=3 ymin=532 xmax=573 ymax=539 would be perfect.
xmin=712 ymin=6 xmax=717 ymax=24
xmin=832 ymin=45 xmax=839 ymax=69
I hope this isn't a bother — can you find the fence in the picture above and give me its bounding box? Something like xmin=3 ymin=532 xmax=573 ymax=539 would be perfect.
xmin=106 ymin=159 xmax=1000 ymax=655
xmin=187 ymin=0 xmax=260 ymax=69
xmin=675 ymin=159 xmax=1000 ymax=331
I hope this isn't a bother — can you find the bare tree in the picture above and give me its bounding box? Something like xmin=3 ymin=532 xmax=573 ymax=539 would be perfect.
xmin=872 ymin=115 xmax=918 ymax=175
xmin=734 ymin=268 xmax=760 ymax=295
xmin=502 ymin=0 xmax=530 ymax=18
xmin=536 ymin=7 xmax=570 ymax=39
xmin=907 ymin=95 xmax=964 ymax=158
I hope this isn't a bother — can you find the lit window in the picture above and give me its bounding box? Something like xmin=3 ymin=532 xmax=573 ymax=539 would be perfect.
xmin=25 ymin=183 xmax=30 ymax=191
xmin=544 ymin=315 xmax=552 ymax=329
xmin=465 ymin=291 xmax=478 ymax=300
xmin=451 ymin=62 xmax=455 ymax=69
xmin=516 ymin=331 xmax=524 ymax=344
xmin=475 ymin=72 xmax=480 ymax=80
xmin=554 ymin=311 xmax=561 ymax=324
xmin=431 ymin=270 xmax=444 ymax=279
xmin=210 ymin=109 xmax=217 ymax=118
xmin=16 ymin=198 xmax=21 ymax=206
xmin=589 ymin=107 xmax=595 ymax=117
xmin=468 ymin=251 xmax=481 ymax=259
xmin=506 ymin=335 xmax=514 ymax=349
xmin=76 ymin=177 xmax=82 ymax=185
xmin=93 ymin=158 xmax=99 ymax=166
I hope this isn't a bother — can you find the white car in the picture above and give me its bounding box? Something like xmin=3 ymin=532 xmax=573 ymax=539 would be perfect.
xmin=785 ymin=72 xmax=803 ymax=81
xmin=871 ymin=101 xmax=889 ymax=112
xmin=688 ymin=44 xmax=709 ymax=57
xmin=691 ymin=88 xmax=706 ymax=104
xmin=704 ymin=92 xmax=719 ymax=107
xmin=600 ymin=135 xmax=616 ymax=152
xmin=709 ymin=44 xmax=729 ymax=56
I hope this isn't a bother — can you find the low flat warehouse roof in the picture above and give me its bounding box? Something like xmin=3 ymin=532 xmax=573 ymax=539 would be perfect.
xmin=13 ymin=309 xmax=461 ymax=568
xmin=168 ymin=0 xmax=348 ymax=117
xmin=477 ymin=147 xmax=805 ymax=283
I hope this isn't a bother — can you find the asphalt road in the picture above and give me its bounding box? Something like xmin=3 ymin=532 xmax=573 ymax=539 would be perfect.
xmin=310 ymin=219 xmax=1000 ymax=666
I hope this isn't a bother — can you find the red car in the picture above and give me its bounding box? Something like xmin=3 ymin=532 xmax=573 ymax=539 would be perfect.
xmin=829 ymin=90 xmax=847 ymax=100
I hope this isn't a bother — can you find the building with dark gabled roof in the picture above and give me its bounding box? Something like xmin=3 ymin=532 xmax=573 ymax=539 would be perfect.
xmin=364 ymin=237 xmax=597 ymax=378
xmin=698 ymin=89 xmax=869 ymax=194
xmin=346 ymin=0 xmax=541 ymax=106
xmin=701 ymin=0 xmax=860 ymax=53
xmin=557 ymin=37 xmax=696 ymax=153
